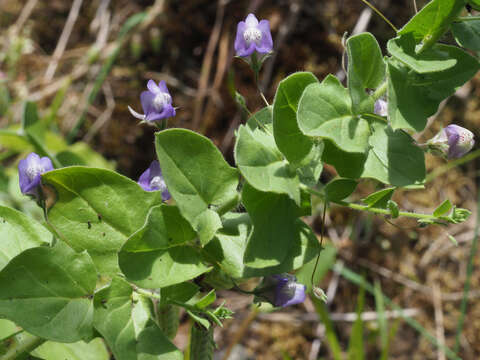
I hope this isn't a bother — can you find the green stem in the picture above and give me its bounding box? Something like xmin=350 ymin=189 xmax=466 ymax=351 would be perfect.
xmin=305 ymin=186 xmax=438 ymax=221
xmin=454 ymin=190 xmax=480 ymax=352
xmin=134 ymin=287 xmax=160 ymax=300
xmin=372 ymin=81 xmax=388 ymax=102
xmin=0 ymin=333 xmax=45 ymax=360
xmin=455 ymin=16 xmax=480 ymax=22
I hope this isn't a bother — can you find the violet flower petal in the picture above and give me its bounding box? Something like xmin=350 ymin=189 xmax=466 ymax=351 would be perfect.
xmin=245 ymin=13 xmax=259 ymax=27
xmin=18 ymin=152 xmax=53 ymax=196
xmin=157 ymin=80 xmax=170 ymax=95
xmin=256 ymin=20 xmax=273 ymax=53
xmin=147 ymin=80 xmax=161 ymax=94
xmin=140 ymin=91 xmax=156 ymax=115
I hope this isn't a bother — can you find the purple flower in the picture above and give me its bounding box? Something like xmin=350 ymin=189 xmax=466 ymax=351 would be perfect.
xmin=374 ymin=99 xmax=388 ymax=117
xmin=137 ymin=160 xmax=171 ymax=201
xmin=128 ymin=80 xmax=175 ymax=123
xmin=255 ymin=273 xmax=306 ymax=307
xmin=427 ymin=125 xmax=475 ymax=159
xmin=234 ymin=14 xmax=273 ymax=57
xmin=18 ymin=152 xmax=54 ymax=197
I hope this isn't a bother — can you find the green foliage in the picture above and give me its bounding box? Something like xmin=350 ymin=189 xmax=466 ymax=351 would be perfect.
xmin=0 ymin=241 xmax=96 ymax=342
xmin=273 ymin=72 xmax=319 ymax=164
xmin=346 ymin=32 xmax=385 ymax=114
xmin=93 ymin=277 xmax=182 ymax=360
xmin=155 ymin=129 xmax=239 ymax=245
xmin=434 ymin=199 xmax=453 ymax=217
xmin=235 ymin=124 xmax=301 ymax=204
xmin=387 ymin=34 xmax=457 ymax=73
xmin=119 ymin=244 xmax=210 ymax=289
xmin=362 ymin=188 xmax=395 ymax=209
xmin=296 ymin=243 xmax=337 ymax=293
xmin=452 ymin=19 xmax=480 ymax=51
xmin=324 ymin=178 xmax=358 ymax=201
xmin=297 ymin=75 xmax=371 ymax=153
xmin=1 ymin=3 xmax=478 ymax=358
xmin=0 ymin=206 xmax=52 ymax=271
xmin=399 ymin=0 xmax=466 ymax=52
xmin=31 ymin=338 xmax=109 ymax=360
xmin=242 ymin=183 xmax=315 ymax=268
xmin=387 ymin=48 xmax=479 ymax=132
xmin=42 ymin=167 xmax=163 ymax=275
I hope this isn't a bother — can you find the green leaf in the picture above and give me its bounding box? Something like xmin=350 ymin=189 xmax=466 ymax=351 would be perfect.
xmin=235 ymin=124 xmax=300 ymax=204
xmin=296 ymin=142 xmax=324 ymax=187
xmin=206 ymin=211 xmax=319 ymax=278
xmin=0 ymin=241 xmax=96 ymax=342
xmin=122 ymin=204 xmax=196 ymax=251
xmin=273 ymin=72 xmax=319 ymax=164
xmin=155 ymin=129 xmax=239 ymax=245
xmin=0 ymin=319 xmax=20 ymax=340
xmin=452 ymin=19 xmax=480 ymax=51
xmin=362 ymin=188 xmax=395 ymax=209
xmin=160 ymin=282 xmax=200 ymax=304
xmin=93 ymin=277 xmax=182 ymax=360
xmin=31 ymin=338 xmax=109 ymax=360
xmin=387 ymin=49 xmax=480 ymax=132
xmin=296 ymin=244 xmax=337 ymax=293
xmin=242 ymin=184 xmax=301 ymax=268
xmin=362 ymin=122 xmax=426 ymax=186
xmin=322 ymin=140 xmax=367 ymax=179
xmin=346 ymin=32 xmax=385 ymax=114
xmin=246 ymin=106 xmax=273 ymax=132
xmin=398 ymin=0 xmax=466 ymax=52
xmin=387 ymin=200 xmax=399 ymax=218
xmin=119 ymin=244 xmax=210 ymax=289
xmin=297 ymin=75 xmax=370 ymax=153
xmin=194 ymin=290 xmax=216 ymax=310
xmin=204 ymin=213 xmax=252 ymax=279
xmin=387 ymin=34 xmax=457 ymax=73
xmin=0 ymin=206 xmax=52 ymax=271
xmin=433 ymin=199 xmax=453 ymax=217
xmin=0 ymin=128 xmax=31 ymax=152
xmin=324 ymin=178 xmax=358 ymax=202
xmin=42 ymin=166 xmax=163 ymax=275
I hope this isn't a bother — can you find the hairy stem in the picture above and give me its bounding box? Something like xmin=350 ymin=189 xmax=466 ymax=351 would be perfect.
xmin=372 ymin=81 xmax=388 ymax=102
xmin=305 ymin=186 xmax=439 ymax=221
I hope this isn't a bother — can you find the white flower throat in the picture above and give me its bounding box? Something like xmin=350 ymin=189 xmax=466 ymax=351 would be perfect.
xmin=26 ymin=162 xmax=44 ymax=181
xmin=153 ymin=93 xmax=172 ymax=112
xmin=243 ymin=27 xmax=262 ymax=46
xmin=150 ymin=176 xmax=167 ymax=191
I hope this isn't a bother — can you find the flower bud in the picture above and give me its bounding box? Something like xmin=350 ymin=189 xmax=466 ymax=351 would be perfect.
xmin=254 ymin=273 xmax=306 ymax=307
xmin=18 ymin=152 xmax=54 ymax=198
xmin=427 ymin=125 xmax=475 ymax=159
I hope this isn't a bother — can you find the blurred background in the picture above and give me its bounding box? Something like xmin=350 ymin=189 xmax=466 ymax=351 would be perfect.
xmin=1 ymin=0 xmax=480 ymax=359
